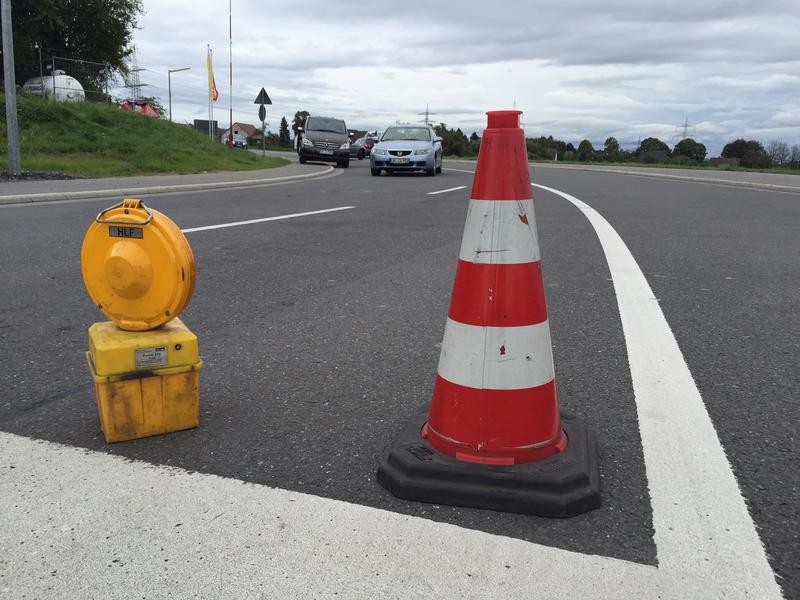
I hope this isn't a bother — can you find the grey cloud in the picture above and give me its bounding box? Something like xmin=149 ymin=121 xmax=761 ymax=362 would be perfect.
xmin=128 ymin=1 xmax=800 ymax=156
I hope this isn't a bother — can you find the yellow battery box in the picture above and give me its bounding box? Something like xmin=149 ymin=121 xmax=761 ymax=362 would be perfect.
xmin=86 ymin=318 xmax=202 ymax=443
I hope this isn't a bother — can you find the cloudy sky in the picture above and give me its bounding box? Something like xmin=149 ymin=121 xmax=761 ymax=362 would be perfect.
xmin=122 ymin=1 xmax=800 ymax=155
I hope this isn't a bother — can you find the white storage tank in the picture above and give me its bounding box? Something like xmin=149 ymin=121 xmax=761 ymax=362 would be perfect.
xmin=23 ymin=70 xmax=86 ymax=102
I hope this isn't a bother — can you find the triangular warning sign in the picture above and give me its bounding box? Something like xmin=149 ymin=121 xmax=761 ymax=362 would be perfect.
xmin=254 ymin=88 xmax=272 ymax=105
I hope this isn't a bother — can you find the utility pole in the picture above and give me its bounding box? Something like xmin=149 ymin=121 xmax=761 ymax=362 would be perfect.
xmin=1 ymin=0 xmax=22 ymax=174
xmin=418 ymin=104 xmax=436 ymax=126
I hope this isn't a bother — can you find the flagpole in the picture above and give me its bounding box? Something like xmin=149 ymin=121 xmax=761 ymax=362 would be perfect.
xmin=228 ymin=0 xmax=233 ymax=147
xmin=207 ymin=44 xmax=212 ymax=140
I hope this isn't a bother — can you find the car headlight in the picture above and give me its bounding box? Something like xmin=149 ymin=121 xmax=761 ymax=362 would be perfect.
xmin=302 ymin=137 xmax=314 ymax=147
xmin=373 ymin=147 xmax=388 ymax=155
xmin=339 ymin=142 xmax=350 ymax=149
xmin=414 ymin=148 xmax=430 ymax=155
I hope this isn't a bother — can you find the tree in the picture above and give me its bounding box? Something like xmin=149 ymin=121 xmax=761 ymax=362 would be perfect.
xmin=4 ymin=0 xmax=143 ymax=94
xmin=789 ymin=145 xmax=800 ymax=169
xmin=603 ymin=137 xmax=620 ymax=161
xmin=766 ymin=140 xmax=790 ymax=167
xmin=673 ymin=138 xmax=707 ymax=163
xmin=468 ymin=131 xmax=481 ymax=155
xmin=638 ymin=137 xmax=670 ymax=155
xmin=291 ymin=111 xmax=309 ymax=138
xmin=525 ymin=135 xmax=561 ymax=160
xmin=279 ymin=117 xmax=291 ymax=147
xmin=722 ymin=139 xmax=770 ymax=168
xmin=433 ymin=123 xmax=470 ymax=156
xmin=576 ymin=139 xmax=595 ymax=162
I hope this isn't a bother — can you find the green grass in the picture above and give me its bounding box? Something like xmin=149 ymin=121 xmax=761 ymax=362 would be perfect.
xmin=0 ymin=91 xmax=288 ymax=177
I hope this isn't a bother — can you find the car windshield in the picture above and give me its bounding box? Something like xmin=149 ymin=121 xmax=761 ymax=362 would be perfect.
xmin=306 ymin=117 xmax=346 ymax=134
xmin=381 ymin=127 xmax=431 ymax=142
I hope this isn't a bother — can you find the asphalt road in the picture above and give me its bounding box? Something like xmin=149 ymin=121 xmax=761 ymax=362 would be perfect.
xmin=0 ymin=157 xmax=796 ymax=597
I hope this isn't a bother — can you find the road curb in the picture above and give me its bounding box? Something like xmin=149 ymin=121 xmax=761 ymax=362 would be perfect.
xmin=0 ymin=165 xmax=335 ymax=205
xmin=530 ymin=163 xmax=800 ymax=195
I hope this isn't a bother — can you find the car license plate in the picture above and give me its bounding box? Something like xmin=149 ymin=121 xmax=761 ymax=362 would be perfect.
xmin=320 ymin=150 xmax=333 ymax=155
xmin=391 ymin=158 xmax=410 ymax=165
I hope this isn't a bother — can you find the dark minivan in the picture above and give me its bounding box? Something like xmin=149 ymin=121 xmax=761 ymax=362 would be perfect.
xmin=296 ymin=115 xmax=350 ymax=168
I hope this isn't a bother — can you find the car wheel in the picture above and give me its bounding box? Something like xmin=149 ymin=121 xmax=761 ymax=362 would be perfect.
xmin=359 ymin=150 xmax=365 ymax=160
xmin=298 ymin=154 xmax=307 ymax=164
xmin=339 ymin=159 xmax=350 ymax=168
xmin=371 ymin=168 xmax=381 ymax=176
xmin=425 ymin=166 xmax=435 ymax=176
xmin=435 ymin=153 xmax=442 ymax=173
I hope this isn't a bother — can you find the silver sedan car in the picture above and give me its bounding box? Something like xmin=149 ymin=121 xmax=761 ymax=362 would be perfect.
xmin=370 ymin=125 xmax=443 ymax=176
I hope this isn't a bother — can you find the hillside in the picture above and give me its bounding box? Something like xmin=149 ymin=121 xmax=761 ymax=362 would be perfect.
xmin=0 ymin=92 xmax=288 ymax=177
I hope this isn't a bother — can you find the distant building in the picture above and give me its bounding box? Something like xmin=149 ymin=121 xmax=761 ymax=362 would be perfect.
xmin=194 ymin=119 xmax=219 ymax=138
xmin=219 ymin=122 xmax=263 ymax=144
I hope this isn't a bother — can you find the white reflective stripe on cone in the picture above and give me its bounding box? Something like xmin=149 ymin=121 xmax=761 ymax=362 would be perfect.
xmin=458 ymin=199 xmax=541 ymax=265
xmin=437 ymin=318 xmax=555 ymax=390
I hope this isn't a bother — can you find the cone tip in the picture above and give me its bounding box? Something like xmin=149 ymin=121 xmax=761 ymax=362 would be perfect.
xmin=486 ymin=110 xmax=522 ymax=129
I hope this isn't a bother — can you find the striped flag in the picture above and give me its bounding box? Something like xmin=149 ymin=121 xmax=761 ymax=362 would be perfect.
xmin=207 ymin=48 xmax=219 ymax=102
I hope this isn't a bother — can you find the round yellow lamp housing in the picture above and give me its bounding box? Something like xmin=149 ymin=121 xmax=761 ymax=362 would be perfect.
xmin=81 ymin=199 xmax=196 ymax=331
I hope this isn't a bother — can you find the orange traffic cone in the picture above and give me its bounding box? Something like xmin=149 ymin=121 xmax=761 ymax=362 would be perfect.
xmin=378 ymin=110 xmax=600 ymax=517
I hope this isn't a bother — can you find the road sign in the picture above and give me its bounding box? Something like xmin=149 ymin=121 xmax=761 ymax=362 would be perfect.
xmin=258 ymin=105 xmax=266 ymax=122
xmin=254 ymin=88 xmax=272 ymax=105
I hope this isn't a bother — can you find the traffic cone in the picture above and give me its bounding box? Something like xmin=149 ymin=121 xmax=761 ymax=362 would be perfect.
xmin=377 ymin=110 xmax=600 ymax=517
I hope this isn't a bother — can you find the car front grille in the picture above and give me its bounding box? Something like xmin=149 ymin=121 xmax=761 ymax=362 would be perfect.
xmin=389 ymin=150 xmax=412 ymax=157
xmin=314 ymin=141 xmax=339 ymax=150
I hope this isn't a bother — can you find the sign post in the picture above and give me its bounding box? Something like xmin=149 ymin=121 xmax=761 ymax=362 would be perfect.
xmin=254 ymin=87 xmax=272 ymax=157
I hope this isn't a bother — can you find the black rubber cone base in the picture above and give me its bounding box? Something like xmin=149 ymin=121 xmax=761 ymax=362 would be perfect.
xmin=377 ymin=410 xmax=601 ymax=518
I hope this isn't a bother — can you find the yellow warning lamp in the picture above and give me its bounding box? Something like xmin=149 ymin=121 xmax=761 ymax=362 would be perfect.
xmin=81 ymin=199 xmax=196 ymax=331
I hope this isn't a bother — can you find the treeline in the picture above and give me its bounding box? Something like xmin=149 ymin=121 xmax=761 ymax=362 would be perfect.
xmin=431 ymin=123 xmax=800 ymax=170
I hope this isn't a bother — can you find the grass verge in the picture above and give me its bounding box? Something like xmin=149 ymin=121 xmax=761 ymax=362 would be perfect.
xmin=0 ymin=91 xmax=289 ymax=177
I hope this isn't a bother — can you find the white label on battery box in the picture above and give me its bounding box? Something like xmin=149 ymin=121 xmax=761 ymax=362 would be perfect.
xmin=135 ymin=346 xmax=168 ymax=369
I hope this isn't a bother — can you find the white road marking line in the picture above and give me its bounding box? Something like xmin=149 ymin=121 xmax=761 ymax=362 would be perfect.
xmin=427 ymin=185 xmax=467 ymax=195
xmin=181 ymin=206 xmax=355 ymax=233
xmin=532 ymin=182 xmax=782 ymax=598
xmin=0 ymin=431 xmax=731 ymax=599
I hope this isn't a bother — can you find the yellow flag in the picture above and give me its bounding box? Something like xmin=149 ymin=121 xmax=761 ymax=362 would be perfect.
xmin=207 ymin=49 xmax=219 ymax=102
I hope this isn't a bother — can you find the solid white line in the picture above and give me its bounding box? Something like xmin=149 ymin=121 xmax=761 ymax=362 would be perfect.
xmin=181 ymin=206 xmax=355 ymax=233
xmin=459 ymin=199 xmax=541 ymax=264
xmin=532 ymin=182 xmax=782 ymax=598
xmin=0 ymin=431 xmax=729 ymax=599
xmin=427 ymin=185 xmax=467 ymax=195
xmin=438 ymin=318 xmax=554 ymax=390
